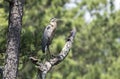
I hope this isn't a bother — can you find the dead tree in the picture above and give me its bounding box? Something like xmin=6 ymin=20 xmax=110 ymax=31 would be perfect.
xmin=30 ymin=28 xmax=76 ymax=79
xmin=3 ymin=0 xmax=24 ymax=79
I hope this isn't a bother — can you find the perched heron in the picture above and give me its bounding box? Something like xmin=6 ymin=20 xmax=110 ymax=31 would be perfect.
xmin=41 ymin=18 xmax=59 ymax=56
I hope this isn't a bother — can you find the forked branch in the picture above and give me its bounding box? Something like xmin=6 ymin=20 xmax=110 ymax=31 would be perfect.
xmin=30 ymin=27 xmax=76 ymax=79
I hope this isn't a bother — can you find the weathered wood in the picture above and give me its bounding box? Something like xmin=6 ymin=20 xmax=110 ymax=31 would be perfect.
xmin=30 ymin=28 xmax=76 ymax=79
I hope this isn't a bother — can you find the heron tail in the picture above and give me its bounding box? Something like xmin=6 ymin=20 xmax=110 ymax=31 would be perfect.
xmin=41 ymin=39 xmax=47 ymax=53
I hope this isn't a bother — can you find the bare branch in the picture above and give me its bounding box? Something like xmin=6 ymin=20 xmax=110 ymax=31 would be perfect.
xmin=30 ymin=27 xmax=76 ymax=79
xmin=49 ymin=27 xmax=76 ymax=65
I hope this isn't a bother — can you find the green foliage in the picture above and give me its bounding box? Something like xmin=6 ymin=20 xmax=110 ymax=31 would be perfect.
xmin=0 ymin=0 xmax=120 ymax=79
xmin=0 ymin=0 xmax=7 ymax=65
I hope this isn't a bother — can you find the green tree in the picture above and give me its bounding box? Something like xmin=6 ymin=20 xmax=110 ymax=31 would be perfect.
xmin=0 ymin=0 xmax=120 ymax=79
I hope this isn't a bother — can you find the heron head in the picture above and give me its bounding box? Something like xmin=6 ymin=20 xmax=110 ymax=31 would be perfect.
xmin=50 ymin=18 xmax=58 ymax=26
xmin=50 ymin=18 xmax=58 ymax=22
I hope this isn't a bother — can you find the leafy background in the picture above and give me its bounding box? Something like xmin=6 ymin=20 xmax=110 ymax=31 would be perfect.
xmin=0 ymin=0 xmax=120 ymax=79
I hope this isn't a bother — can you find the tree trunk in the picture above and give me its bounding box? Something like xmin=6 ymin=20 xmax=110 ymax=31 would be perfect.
xmin=3 ymin=0 xmax=23 ymax=79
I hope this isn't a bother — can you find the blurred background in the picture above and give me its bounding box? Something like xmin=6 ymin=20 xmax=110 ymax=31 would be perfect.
xmin=0 ymin=0 xmax=120 ymax=79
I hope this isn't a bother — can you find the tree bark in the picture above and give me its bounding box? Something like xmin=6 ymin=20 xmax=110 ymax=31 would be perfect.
xmin=3 ymin=0 xmax=23 ymax=79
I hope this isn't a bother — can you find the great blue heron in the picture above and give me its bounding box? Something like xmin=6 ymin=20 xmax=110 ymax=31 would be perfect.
xmin=41 ymin=18 xmax=59 ymax=56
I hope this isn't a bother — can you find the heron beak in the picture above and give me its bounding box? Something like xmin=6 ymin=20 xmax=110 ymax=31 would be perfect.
xmin=56 ymin=19 xmax=64 ymax=22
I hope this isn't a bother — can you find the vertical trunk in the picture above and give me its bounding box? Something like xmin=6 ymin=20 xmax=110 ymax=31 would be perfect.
xmin=37 ymin=70 xmax=46 ymax=79
xmin=3 ymin=0 xmax=23 ymax=79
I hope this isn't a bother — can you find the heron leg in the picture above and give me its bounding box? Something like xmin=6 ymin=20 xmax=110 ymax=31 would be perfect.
xmin=47 ymin=46 xmax=51 ymax=56
xmin=47 ymin=46 xmax=55 ymax=58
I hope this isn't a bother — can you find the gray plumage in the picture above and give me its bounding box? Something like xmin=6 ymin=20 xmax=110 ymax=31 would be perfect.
xmin=41 ymin=18 xmax=58 ymax=53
